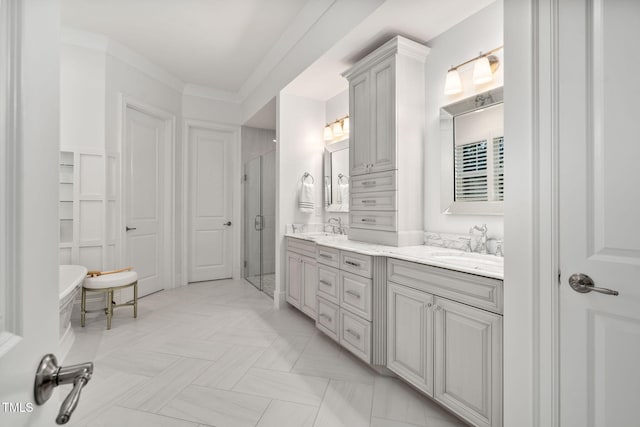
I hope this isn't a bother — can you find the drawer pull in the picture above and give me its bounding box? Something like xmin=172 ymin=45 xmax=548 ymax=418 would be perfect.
xmin=319 ymin=280 xmax=332 ymax=287
xmin=319 ymin=313 xmax=332 ymax=322
xmin=361 ymin=218 xmax=377 ymax=223
xmin=345 ymin=290 xmax=361 ymax=299
xmin=345 ymin=260 xmax=361 ymax=267
xmin=361 ymin=199 xmax=377 ymax=204
xmin=319 ymin=254 xmax=333 ymax=259
xmin=346 ymin=329 xmax=361 ymax=340
xmin=361 ymin=181 xmax=377 ymax=186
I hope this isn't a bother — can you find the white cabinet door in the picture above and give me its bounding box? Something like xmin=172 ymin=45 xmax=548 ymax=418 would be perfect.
xmin=369 ymin=56 xmax=396 ymax=173
xmin=285 ymin=252 xmax=301 ymax=307
xmin=387 ymin=282 xmax=434 ymax=396
xmin=300 ymin=256 xmax=317 ymax=319
xmin=434 ymin=298 xmax=502 ymax=427
xmin=349 ymin=71 xmax=371 ymax=176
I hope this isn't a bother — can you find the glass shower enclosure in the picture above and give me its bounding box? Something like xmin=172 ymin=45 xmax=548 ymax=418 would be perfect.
xmin=244 ymin=151 xmax=276 ymax=297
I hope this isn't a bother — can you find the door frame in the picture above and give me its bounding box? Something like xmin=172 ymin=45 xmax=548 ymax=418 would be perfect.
xmin=504 ymin=0 xmax=560 ymax=426
xmin=181 ymin=119 xmax=241 ymax=287
xmin=0 ymin=0 xmax=20 ymax=356
xmin=118 ymin=94 xmax=176 ymax=291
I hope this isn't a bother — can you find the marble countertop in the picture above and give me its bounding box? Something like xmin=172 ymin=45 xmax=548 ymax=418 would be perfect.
xmin=284 ymin=232 xmax=503 ymax=280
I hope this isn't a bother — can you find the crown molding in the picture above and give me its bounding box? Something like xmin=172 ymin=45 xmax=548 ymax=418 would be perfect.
xmin=342 ymin=35 xmax=430 ymax=79
xmin=61 ymin=27 xmax=184 ymax=93
xmin=182 ymin=84 xmax=242 ymax=104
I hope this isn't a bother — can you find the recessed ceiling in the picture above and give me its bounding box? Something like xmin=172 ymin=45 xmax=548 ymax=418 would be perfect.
xmin=61 ymin=0 xmax=310 ymax=93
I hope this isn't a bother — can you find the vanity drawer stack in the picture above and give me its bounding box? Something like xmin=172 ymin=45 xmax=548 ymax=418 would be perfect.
xmin=316 ymin=245 xmax=373 ymax=363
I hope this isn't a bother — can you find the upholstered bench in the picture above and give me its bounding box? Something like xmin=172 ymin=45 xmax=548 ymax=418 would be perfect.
xmin=81 ymin=267 xmax=138 ymax=330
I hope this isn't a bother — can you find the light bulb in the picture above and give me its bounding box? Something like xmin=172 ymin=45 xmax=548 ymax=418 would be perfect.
xmin=444 ymin=69 xmax=462 ymax=95
xmin=323 ymin=125 xmax=333 ymax=141
xmin=342 ymin=117 xmax=350 ymax=134
xmin=473 ymin=56 xmax=493 ymax=85
xmin=331 ymin=121 xmax=343 ymax=137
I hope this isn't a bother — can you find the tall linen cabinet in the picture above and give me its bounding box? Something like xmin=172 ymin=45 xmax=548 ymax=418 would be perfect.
xmin=343 ymin=36 xmax=429 ymax=246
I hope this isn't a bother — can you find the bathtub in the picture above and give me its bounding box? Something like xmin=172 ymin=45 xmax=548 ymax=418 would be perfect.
xmin=59 ymin=265 xmax=87 ymax=360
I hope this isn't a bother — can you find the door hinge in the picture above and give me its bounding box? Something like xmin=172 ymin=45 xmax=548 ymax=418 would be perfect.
xmin=243 ymin=174 xmax=247 ymax=182
xmin=558 ymin=270 xmax=562 ymax=285
xmin=244 ymin=260 xmax=247 ymax=268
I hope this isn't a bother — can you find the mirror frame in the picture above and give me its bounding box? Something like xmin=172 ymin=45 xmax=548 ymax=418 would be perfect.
xmin=323 ymin=138 xmax=349 ymax=212
xmin=440 ymin=86 xmax=504 ymax=215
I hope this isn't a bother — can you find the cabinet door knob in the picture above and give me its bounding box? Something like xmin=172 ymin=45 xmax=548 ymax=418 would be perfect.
xmin=427 ymin=302 xmax=433 ymax=308
xmin=435 ymin=305 xmax=442 ymax=311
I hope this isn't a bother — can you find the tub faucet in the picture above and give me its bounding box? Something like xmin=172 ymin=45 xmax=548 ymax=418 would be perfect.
xmin=470 ymin=224 xmax=488 ymax=254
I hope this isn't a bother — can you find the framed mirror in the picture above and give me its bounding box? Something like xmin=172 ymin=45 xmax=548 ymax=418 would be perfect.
xmin=323 ymin=138 xmax=349 ymax=212
xmin=440 ymin=87 xmax=504 ymax=215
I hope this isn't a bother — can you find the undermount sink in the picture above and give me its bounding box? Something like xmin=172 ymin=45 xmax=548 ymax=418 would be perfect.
xmin=431 ymin=252 xmax=503 ymax=270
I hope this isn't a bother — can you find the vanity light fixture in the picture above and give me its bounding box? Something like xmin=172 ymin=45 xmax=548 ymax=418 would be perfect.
xmin=324 ymin=115 xmax=350 ymax=142
xmin=444 ymin=46 xmax=502 ymax=95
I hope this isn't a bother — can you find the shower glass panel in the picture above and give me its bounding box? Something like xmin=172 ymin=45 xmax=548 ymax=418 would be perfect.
xmin=244 ymin=151 xmax=276 ymax=297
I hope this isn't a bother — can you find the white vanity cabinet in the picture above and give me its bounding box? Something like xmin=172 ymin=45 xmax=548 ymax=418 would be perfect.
xmin=343 ymin=36 xmax=429 ymax=247
xmin=285 ymin=237 xmax=317 ymax=319
xmin=387 ymin=258 xmax=503 ymax=427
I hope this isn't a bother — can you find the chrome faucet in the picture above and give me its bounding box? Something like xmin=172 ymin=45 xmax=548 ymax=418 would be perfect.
xmin=327 ymin=217 xmax=344 ymax=234
xmin=470 ymin=224 xmax=488 ymax=254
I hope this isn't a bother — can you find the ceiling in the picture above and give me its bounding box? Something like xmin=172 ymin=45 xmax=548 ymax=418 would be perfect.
xmin=62 ymin=0 xmax=310 ymax=93
xmin=283 ymin=0 xmax=496 ymax=100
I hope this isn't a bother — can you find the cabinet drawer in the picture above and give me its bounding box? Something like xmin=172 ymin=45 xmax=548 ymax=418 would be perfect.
xmin=340 ymin=271 xmax=372 ymax=321
xmin=316 ymin=297 xmax=340 ymax=342
xmin=387 ymin=258 xmax=503 ymax=314
xmin=340 ymin=250 xmax=372 ymax=278
xmin=351 ymin=170 xmax=396 ymax=193
xmin=340 ymin=309 xmax=371 ymax=363
xmin=317 ymin=245 xmax=340 ymax=268
xmin=349 ymin=210 xmax=397 ymax=232
xmin=351 ymin=191 xmax=396 ymax=211
xmin=286 ymin=237 xmax=316 ymax=258
xmin=317 ymin=265 xmax=339 ymax=304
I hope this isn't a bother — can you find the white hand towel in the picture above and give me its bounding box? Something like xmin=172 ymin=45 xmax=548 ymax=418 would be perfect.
xmin=299 ymin=182 xmax=315 ymax=213
xmin=338 ymin=182 xmax=349 ymax=206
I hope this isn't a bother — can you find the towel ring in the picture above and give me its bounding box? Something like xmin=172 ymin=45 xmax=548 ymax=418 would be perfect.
xmin=338 ymin=173 xmax=349 ymax=184
xmin=302 ymin=172 xmax=314 ymax=184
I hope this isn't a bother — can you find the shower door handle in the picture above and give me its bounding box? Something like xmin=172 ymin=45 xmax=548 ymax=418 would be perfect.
xmin=254 ymin=215 xmax=264 ymax=231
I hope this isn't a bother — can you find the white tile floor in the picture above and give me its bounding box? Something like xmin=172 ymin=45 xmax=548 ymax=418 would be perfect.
xmin=63 ymin=279 xmax=468 ymax=427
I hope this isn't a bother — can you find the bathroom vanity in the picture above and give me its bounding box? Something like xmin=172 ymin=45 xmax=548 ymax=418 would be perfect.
xmin=285 ymin=233 xmax=503 ymax=427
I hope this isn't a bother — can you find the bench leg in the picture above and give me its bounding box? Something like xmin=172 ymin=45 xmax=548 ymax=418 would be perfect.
xmin=106 ymin=289 xmax=113 ymax=330
xmin=133 ymin=281 xmax=138 ymax=319
xmin=81 ymin=287 xmax=86 ymax=327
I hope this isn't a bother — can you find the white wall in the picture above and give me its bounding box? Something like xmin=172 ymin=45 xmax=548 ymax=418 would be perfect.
xmin=424 ymin=0 xmax=504 ymax=239
xmin=274 ymin=93 xmax=325 ymax=306
xmin=183 ymin=94 xmax=242 ymax=126
xmin=60 ymin=44 xmax=105 ymax=152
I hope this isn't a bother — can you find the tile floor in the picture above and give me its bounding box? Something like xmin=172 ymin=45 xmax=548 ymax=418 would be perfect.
xmin=63 ymin=279 xmax=468 ymax=427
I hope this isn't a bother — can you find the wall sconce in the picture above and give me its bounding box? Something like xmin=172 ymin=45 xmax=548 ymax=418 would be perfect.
xmin=324 ymin=115 xmax=350 ymax=142
xmin=444 ymin=46 xmax=502 ymax=95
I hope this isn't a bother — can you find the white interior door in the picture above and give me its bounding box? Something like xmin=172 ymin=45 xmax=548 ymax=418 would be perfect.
xmin=124 ymin=106 xmax=166 ymax=297
xmin=0 ymin=1 xmax=64 ymax=425
xmin=188 ymin=126 xmax=233 ymax=282
xmin=559 ymin=1 xmax=640 ymax=425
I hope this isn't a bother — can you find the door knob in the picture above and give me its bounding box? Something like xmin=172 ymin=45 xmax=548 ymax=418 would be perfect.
xmin=34 ymin=354 xmax=93 ymax=424
xmin=223 ymin=221 xmax=232 ymax=226
xmin=568 ymin=273 xmax=619 ymax=296
xmin=125 ymin=226 xmax=136 ymax=232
